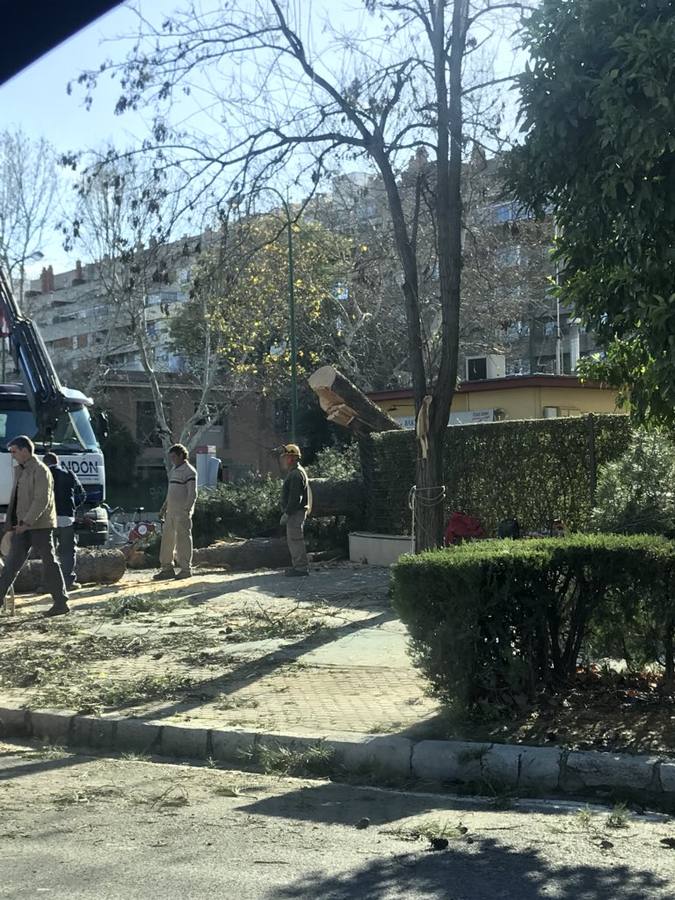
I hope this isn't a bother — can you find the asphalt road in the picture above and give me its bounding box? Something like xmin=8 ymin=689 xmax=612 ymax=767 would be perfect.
xmin=1 ymin=741 xmax=674 ymax=899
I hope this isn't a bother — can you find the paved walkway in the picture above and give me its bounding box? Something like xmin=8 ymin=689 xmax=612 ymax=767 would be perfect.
xmin=0 ymin=563 xmax=442 ymax=738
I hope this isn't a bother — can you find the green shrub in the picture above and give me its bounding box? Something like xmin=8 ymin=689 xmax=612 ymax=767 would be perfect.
xmin=192 ymin=472 xmax=353 ymax=553
xmin=192 ymin=475 xmax=281 ymax=546
xmin=591 ymin=429 xmax=675 ymax=536
xmin=307 ymin=443 xmax=361 ymax=480
xmin=392 ymin=535 xmax=675 ymax=714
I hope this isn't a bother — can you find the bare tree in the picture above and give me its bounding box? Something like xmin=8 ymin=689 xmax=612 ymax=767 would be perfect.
xmin=0 ymin=129 xmax=59 ymax=306
xmin=67 ymin=154 xmax=235 ymax=458
xmin=78 ymin=0 xmax=530 ymax=547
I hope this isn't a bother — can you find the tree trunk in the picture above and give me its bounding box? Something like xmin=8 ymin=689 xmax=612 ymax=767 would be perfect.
xmin=413 ymin=431 xmax=446 ymax=552
xmin=308 ymin=365 xmax=402 ymax=435
xmin=193 ymin=537 xmax=291 ymax=570
xmin=13 ymin=548 xmax=127 ymax=593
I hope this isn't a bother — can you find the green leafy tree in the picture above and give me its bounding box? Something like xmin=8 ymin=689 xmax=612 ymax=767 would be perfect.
xmin=591 ymin=428 xmax=675 ymax=536
xmin=506 ymin=0 xmax=675 ymax=426
xmin=170 ymin=214 xmax=354 ymax=389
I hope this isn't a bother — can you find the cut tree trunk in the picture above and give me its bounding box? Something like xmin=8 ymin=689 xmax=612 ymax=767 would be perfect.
xmin=413 ymin=432 xmax=446 ymax=551
xmin=308 ymin=366 xmax=402 ymax=435
xmin=193 ymin=537 xmax=291 ymax=570
xmin=310 ymin=478 xmax=364 ymax=518
xmin=13 ymin=548 xmax=127 ymax=593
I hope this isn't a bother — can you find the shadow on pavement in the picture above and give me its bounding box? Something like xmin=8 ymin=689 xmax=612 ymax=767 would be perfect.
xmin=64 ymin=565 xmax=390 ymax=617
xmin=139 ymin=609 xmax=396 ymax=722
xmin=265 ymin=839 xmax=668 ymax=900
xmin=239 ymin=782 xmax=669 ymax=898
xmin=0 ymin=752 xmax=88 ymax=782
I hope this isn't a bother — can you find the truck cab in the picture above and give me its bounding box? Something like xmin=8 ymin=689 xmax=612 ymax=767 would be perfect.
xmin=0 ymin=383 xmax=108 ymax=545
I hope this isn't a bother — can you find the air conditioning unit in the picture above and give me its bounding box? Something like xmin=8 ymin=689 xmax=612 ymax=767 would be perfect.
xmin=465 ymin=354 xmax=506 ymax=382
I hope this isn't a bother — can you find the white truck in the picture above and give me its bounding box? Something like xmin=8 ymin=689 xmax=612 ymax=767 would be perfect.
xmin=0 ymin=265 xmax=108 ymax=545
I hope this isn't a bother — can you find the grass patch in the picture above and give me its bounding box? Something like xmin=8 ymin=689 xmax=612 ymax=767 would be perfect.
xmin=23 ymin=743 xmax=69 ymax=760
xmin=248 ymin=741 xmax=337 ymax=777
xmin=225 ymin=607 xmax=326 ymax=644
xmin=606 ymin=803 xmax=629 ymax=829
xmin=31 ymin=673 xmax=197 ymax=715
xmin=386 ymin=818 xmax=467 ymax=843
xmin=102 ymin=593 xmax=187 ymax=619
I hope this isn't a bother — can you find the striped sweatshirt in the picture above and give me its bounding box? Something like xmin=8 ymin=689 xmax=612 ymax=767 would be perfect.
xmin=166 ymin=461 xmax=198 ymax=514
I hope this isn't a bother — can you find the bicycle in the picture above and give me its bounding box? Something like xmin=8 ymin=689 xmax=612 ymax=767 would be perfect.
xmin=103 ymin=505 xmax=162 ymax=548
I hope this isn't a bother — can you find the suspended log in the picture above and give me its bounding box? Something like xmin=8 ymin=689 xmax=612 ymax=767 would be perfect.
xmin=308 ymin=365 xmax=402 ymax=435
xmin=13 ymin=548 xmax=127 ymax=593
xmin=310 ymin=478 xmax=364 ymax=518
xmin=194 ymin=537 xmax=291 ymax=570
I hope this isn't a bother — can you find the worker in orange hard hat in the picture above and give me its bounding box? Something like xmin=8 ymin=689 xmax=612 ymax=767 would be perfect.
xmin=279 ymin=444 xmax=312 ymax=576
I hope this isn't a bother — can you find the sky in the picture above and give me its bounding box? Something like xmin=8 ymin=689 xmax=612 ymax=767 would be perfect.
xmin=0 ymin=0 xmax=525 ymax=277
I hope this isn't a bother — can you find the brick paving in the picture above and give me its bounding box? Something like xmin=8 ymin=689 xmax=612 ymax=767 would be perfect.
xmin=0 ymin=563 xmax=441 ymax=737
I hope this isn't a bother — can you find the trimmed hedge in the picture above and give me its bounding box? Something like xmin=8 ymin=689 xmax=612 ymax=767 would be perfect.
xmin=392 ymin=534 xmax=675 ymax=713
xmin=361 ymin=414 xmax=632 ymax=535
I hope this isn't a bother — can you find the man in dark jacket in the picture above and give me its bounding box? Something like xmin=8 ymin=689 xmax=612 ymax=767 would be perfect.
xmin=279 ymin=443 xmax=312 ymax=577
xmin=43 ymin=452 xmax=86 ymax=590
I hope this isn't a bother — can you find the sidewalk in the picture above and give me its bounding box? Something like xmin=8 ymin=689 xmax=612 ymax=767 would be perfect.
xmin=4 ymin=563 xmax=675 ymax=807
xmin=0 ymin=562 xmax=442 ymax=737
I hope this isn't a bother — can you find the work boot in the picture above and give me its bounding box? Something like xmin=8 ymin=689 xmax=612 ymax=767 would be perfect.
xmin=152 ymin=569 xmax=174 ymax=581
xmin=284 ymin=568 xmax=309 ymax=577
xmin=43 ymin=603 xmax=70 ymax=618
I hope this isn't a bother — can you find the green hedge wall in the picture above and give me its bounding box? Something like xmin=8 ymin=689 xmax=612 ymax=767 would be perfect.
xmin=392 ymin=534 xmax=675 ymax=713
xmin=360 ymin=414 xmax=632 ymax=535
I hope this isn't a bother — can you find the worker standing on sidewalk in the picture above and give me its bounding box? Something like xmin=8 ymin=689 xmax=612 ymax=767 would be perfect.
xmin=154 ymin=443 xmax=198 ymax=581
xmin=279 ymin=443 xmax=312 ymax=577
xmin=43 ymin=452 xmax=86 ymax=590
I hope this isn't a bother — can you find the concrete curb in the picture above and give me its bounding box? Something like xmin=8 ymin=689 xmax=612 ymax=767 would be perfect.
xmin=1 ymin=704 xmax=673 ymax=808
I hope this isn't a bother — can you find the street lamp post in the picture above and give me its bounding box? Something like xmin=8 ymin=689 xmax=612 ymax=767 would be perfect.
xmin=262 ymin=188 xmax=298 ymax=443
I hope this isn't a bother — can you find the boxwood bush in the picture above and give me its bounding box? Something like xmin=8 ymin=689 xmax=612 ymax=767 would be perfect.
xmin=392 ymin=534 xmax=675 ymax=714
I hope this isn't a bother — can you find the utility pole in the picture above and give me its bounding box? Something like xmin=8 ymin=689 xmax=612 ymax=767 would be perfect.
xmin=263 ymin=188 xmax=298 ymax=442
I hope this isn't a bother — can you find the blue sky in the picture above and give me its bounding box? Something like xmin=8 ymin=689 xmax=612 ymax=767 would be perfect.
xmin=0 ymin=0 xmax=524 ymax=274
xmin=1 ymin=3 xmax=162 ymax=152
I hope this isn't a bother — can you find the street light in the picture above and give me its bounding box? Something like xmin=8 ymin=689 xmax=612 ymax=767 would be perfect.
xmin=11 ymin=249 xmax=44 ymax=305
xmin=260 ymin=188 xmax=298 ymax=443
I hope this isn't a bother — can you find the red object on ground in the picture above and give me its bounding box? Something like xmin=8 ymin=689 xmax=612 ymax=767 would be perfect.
xmin=444 ymin=512 xmax=485 ymax=546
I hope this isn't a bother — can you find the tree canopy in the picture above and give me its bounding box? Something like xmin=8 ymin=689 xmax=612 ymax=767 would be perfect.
xmin=170 ymin=213 xmax=354 ymax=389
xmin=506 ymin=0 xmax=675 ymax=427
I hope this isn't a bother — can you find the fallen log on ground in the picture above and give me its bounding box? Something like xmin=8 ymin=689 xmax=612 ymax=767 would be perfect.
xmin=193 ymin=537 xmax=291 ymax=570
xmin=13 ymin=548 xmax=127 ymax=593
